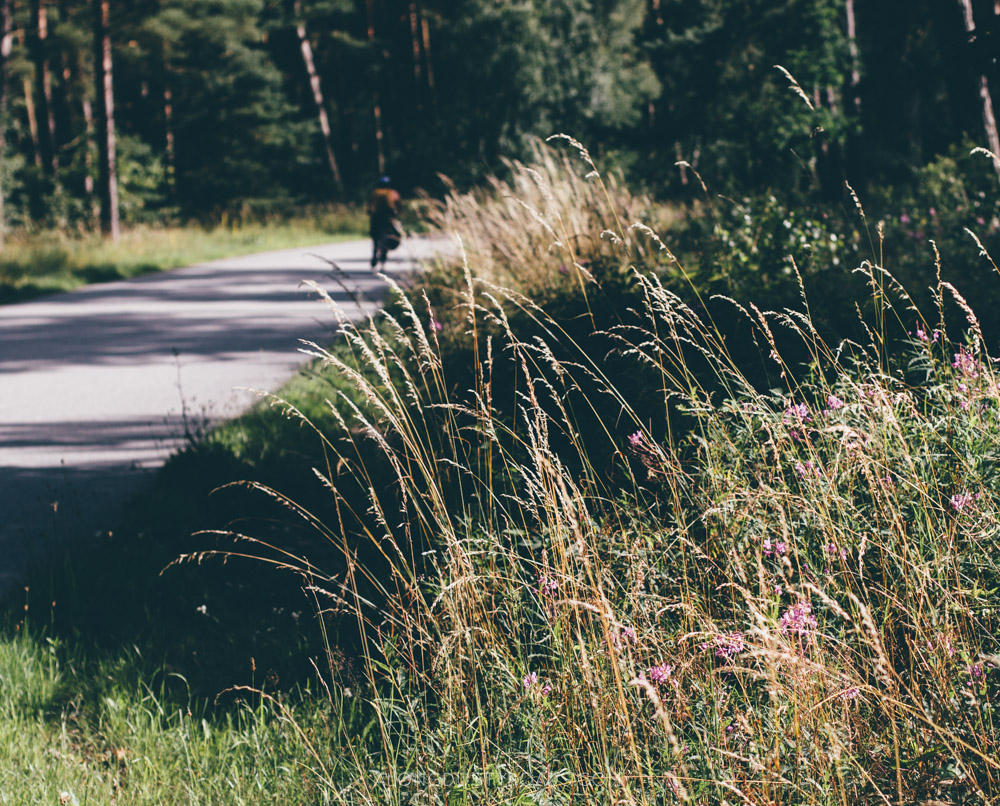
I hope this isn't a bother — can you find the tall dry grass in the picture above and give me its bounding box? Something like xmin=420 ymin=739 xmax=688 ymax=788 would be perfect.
xmin=210 ymin=142 xmax=1000 ymax=804
xmin=426 ymin=136 xmax=675 ymax=300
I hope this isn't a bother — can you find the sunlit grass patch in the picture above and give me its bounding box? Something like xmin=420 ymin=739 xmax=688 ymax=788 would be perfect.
xmin=0 ymin=625 xmax=338 ymax=804
xmin=0 ymin=205 xmax=367 ymax=304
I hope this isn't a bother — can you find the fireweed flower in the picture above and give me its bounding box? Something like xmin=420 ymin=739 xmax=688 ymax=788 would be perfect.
xmin=950 ymin=492 xmax=975 ymax=513
xmin=784 ymin=403 xmax=811 ymax=423
xmin=538 ymin=573 xmax=559 ymax=596
xmin=708 ymin=632 xmax=745 ymax=659
xmin=952 ymin=349 xmax=979 ymax=378
xmin=779 ymin=602 xmax=818 ymax=637
xmin=646 ymin=663 xmax=673 ymax=685
xmin=523 ymin=672 xmax=552 ymax=697
xmin=762 ymin=538 xmax=787 ymax=557
xmin=794 ymin=460 xmax=818 ymax=478
xmin=613 ymin=626 xmax=638 ymax=649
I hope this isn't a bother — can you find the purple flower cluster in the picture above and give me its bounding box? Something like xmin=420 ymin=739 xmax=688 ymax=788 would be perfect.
xmin=950 ymin=491 xmax=979 ymax=513
xmin=952 ymin=349 xmax=979 ymax=379
xmin=909 ymin=322 xmax=941 ymax=343
xmin=523 ymin=671 xmax=552 ymax=696
xmin=646 ymin=663 xmax=674 ymax=685
xmin=538 ymin=573 xmax=559 ymax=597
xmin=701 ymin=632 xmax=745 ymax=660
xmin=784 ymin=403 xmax=811 ymax=424
xmin=762 ymin=538 xmax=787 ymax=557
xmin=613 ymin=626 xmax=638 ymax=649
xmin=779 ymin=602 xmax=818 ymax=637
xmin=826 ymin=394 xmax=844 ymax=410
xmin=794 ymin=460 xmax=819 ymax=479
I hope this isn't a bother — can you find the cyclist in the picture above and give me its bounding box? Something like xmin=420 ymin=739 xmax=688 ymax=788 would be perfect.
xmin=367 ymin=175 xmax=402 ymax=268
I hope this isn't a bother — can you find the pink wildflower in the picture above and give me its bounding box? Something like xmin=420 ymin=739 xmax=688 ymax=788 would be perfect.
xmin=700 ymin=632 xmax=745 ymax=660
xmin=827 ymin=394 xmax=844 ymax=410
xmin=763 ymin=538 xmax=787 ymax=558
xmin=779 ymin=602 xmax=818 ymax=637
xmin=538 ymin=573 xmax=558 ymax=596
xmin=523 ymin=672 xmax=538 ymax=689
xmin=794 ymin=460 xmax=819 ymax=479
xmin=613 ymin=626 xmax=638 ymax=649
xmin=950 ymin=492 xmax=974 ymax=513
xmin=646 ymin=663 xmax=673 ymax=685
xmin=784 ymin=403 xmax=811 ymax=423
xmin=953 ymin=349 xmax=979 ymax=378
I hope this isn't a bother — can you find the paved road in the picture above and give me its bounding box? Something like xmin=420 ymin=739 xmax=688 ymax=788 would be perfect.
xmin=0 ymin=236 xmax=443 ymax=591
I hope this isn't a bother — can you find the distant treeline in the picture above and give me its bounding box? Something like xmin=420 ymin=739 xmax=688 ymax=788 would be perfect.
xmin=0 ymin=0 xmax=998 ymax=232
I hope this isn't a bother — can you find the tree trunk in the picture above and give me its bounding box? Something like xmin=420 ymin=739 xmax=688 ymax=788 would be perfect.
xmin=408 ymin=2 xmax=421 ymax=88
xmin=0 ymin=0 xmax=11 ymax=245
xmin=844 ymin=0 xmax=860 ymax=113
xmin=93 ymin=0 xmax=118 ymax=239
xmin=420 ymin=13 xmax=434 ymax=94
xmin=958 ymin=0 xmax=1000 ymax=176
xmin=23 ymin=76 xmax=43 ymax=169
xmin=366 ymin=0 xmax=385 ymax=176
xmin=32 ymin=0 xmax=57 ymax=175
xmin=82 ymin=94 xmax=95 ymax=204
xmin=293 ymin=0 xmax=342 ymax=191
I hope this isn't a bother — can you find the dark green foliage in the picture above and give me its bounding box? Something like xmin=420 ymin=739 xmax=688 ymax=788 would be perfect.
xmin=0 ymin=0 xmax=997 ymax=227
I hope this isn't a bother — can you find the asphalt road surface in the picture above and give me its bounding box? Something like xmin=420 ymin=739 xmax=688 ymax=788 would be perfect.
xmin=0 ymin=236 xmax=444 ymax=592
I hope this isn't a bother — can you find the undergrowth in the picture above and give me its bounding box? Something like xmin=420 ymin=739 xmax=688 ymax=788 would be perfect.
xmin=209 ymin=138 xmax=1000 ymax=803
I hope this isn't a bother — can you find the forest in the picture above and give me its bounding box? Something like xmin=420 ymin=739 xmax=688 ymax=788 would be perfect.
xmin=0 ymin=0 xmax=998 ymax=236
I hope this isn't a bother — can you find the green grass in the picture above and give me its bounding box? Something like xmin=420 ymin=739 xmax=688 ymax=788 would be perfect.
xmin=0 ymin=624 xmax=342 ymax=804
xmin=0 ymin=205 xmax=368 ymax=304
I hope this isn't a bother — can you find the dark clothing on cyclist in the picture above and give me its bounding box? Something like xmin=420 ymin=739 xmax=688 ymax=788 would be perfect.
xmin=367 ymin=185 xmax=401 ymax=267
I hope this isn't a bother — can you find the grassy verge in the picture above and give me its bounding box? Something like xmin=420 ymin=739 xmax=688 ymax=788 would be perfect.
xmin=0 ymin=205 xmax=368 ymax=304
xmin=0 ymin=626 xmax=344 ymax=804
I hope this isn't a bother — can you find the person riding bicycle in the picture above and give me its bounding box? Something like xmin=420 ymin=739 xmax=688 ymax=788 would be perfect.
xmin=367 ymin=175 xmax=402 ymax=268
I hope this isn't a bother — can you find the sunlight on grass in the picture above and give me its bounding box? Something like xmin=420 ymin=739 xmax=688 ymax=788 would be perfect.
xmin=0 ymin=206 xmax=368 ymax=304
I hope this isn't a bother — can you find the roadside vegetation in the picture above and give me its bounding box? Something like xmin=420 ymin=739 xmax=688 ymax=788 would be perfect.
xmin=0 ymin=206 xmax=368 ymax=304
xmin=4 ymin=139 xmax=999 ymax=803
